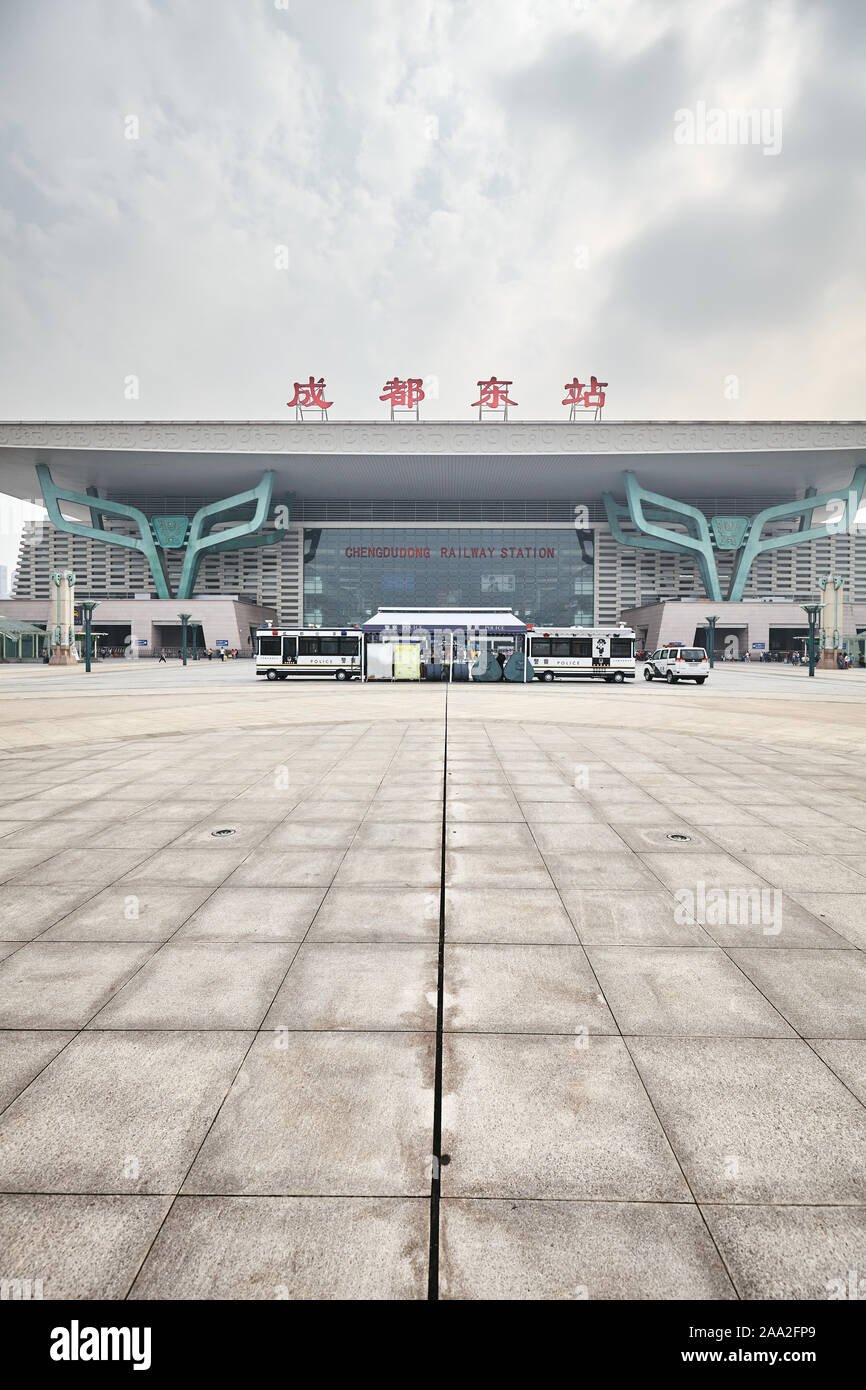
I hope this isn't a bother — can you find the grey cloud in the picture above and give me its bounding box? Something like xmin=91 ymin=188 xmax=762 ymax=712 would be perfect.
xmin=0 ymin=0 xmax=863 ymax=422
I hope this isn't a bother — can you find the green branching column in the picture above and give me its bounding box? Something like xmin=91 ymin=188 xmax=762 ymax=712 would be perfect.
xmin=602 ymin=466 xmax=866 ymax=603
xmin=36 ymin=464 xmax=288 ymax=600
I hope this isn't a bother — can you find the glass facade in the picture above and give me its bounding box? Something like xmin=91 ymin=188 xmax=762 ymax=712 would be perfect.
xmin=303 ymin=526 xmax=593 ymax=627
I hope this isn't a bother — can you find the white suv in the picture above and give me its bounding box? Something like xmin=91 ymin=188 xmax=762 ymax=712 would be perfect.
xmin=644 ymin=646 xmax=710 ymax=685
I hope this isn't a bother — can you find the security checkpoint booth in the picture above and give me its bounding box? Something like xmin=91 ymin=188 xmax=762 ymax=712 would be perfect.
xmin=360 ymin=607 xmax=532 ymax=682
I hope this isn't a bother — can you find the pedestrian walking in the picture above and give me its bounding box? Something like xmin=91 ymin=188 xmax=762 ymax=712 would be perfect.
xmin=158 ymin=651 xmax=167 ymax=664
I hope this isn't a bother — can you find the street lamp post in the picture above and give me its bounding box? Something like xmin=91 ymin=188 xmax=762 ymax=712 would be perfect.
xmin=79 ymin=600 xmax=99 ymax=674
xmin=178 ymin=613 xmax=191 ymax=667
xmin=704 ymin=615 xmax=719 ymax=669
xmin=801 ymin=603 xmax=822 ymax=678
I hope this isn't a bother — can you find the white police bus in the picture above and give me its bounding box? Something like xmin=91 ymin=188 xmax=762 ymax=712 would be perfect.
xmin=255 ymin=626 xmax=364 ymax=680
xmin=525 ymin=625 xmax=635 ymax=682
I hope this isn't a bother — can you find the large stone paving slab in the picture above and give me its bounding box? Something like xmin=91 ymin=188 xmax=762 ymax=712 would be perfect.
xmin=729 ymin=948 xmax=866 ymax=1038
xmin=441 ymin=1034 xmax=689 ymax=1201
xmin=439 ymin=1200 xmax=736 ymax=1300
xmin=444 ymin=887 xmax=577 ymax=943
xmin=560 ymin=889 xmax=712 ymax=946
xmin=40 ymin=885 xmax=211 ymax=942
xmin=700 ymin=1205 xmax=866 ymax=1300
xmin=628 ymin=1037 xmax=866 ymax=1204
xmin=90 ymin=942 xmax=299 ymax=1030
xmin=586 ymin=946 xmax=794 ymax=1037
xmin=810 ymin=1040 xmax=866 ymax=1105
xmin=183 ymin=1031 xmax=434 ymax=1196
xmin=0 ymin=942 xmax=157 ymax=1028
xmin=264 ymin=943 xmax=438 ymax=1030
xmin=174 ymin=885 xmax=325 ymax=941
xmin=443 ymin=944 xmax=616 ymax=1034
xmin=129 ymin=1195 xmax=428 ymax=1300
xmin=0 ymin=884 xmax=102 ymax=940
xmin=305 ymin=886 xmax=440 ymax=941
xmin=0 ymin=1030 xmax=74 ymax=1111
xmin=790 ymin=893 xmax=866 ymax=949
xmin=0 ymin=1031 xmax=251 ymax=1193
xmin=0 ymin=1194 xmax=172 ymax=1299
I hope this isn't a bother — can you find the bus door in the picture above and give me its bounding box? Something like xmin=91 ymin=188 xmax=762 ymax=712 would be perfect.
xmin=283 ymin=635 xmax=297 ymax=666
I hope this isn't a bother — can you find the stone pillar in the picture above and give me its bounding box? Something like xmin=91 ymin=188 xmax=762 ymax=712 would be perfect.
xmin=49 ymin=570 xmax=79 ymax=665
xmin=817 ymin=576 xmax=844 ymax=669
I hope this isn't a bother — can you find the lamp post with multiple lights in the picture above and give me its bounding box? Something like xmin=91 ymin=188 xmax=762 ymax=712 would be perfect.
xmin=801 ymin=603 xmax=822 ymax=678
xmin=178 ymin=613 xmax=191 ymax=667
xmin=79 ymin=599 xmax=99 ymax=674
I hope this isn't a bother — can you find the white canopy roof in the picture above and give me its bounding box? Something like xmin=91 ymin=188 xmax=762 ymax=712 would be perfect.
xmin=362 ymin=607 xmax=526 ymax=633
xmin=0 ymin=421 xmax=861 ymax=503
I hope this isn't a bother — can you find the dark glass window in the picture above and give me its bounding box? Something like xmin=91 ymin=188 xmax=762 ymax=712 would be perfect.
xmin=531 ymin=638 xmax=551 ymax=657
xmin=258 ymin=637 xmax=281 ymax=656
xmin=302 ymin=526 xmax=593 ymax=627
xmin=552 ymin=640 xmax=571 ymax=657
xmin=298 ymin=637 xmax=319 ymax=655
xmin=320 ymin=638 xmax=339 ymax=655
xmin=572 ymin=638 xmax=592 ymax=657
xmin=339 ymin=638 xmax=360 ymax=655
xmin=610 ymin=638 xmax=633 ymax=658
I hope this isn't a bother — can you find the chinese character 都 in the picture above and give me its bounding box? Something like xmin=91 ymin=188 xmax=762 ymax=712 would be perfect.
xmin=380 ymin=377 xmax=425 ymax=419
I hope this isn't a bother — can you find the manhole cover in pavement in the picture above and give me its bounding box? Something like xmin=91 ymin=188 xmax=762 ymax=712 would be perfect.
xmin=666 ymin=832 xmax=693 ymax=843
xmin=211 ymin=828 xmax=238 ymax=837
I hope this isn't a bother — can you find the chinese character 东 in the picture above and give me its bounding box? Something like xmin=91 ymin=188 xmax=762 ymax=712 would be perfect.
xmin=472 ymin=377 xmax=518 ymax=417
xmin=287 ymin=377 xmax=333 ymax=418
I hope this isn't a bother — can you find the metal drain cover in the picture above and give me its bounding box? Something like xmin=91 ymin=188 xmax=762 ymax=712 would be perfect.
xmin=666 ymin=832 xmax=693 ymax=843
xmin=211 ymin=828 xmax=237 ymax=838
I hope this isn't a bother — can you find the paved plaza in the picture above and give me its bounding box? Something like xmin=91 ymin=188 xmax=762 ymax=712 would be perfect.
xmin=0 ymin=662 xmax=865 ymax=1300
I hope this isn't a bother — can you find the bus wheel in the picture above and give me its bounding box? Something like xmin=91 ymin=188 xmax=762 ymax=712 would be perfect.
xmin=266 ymin=670 xmax=278 ymax=681
xmin=335 ymin=669 xmax=348 ymax=681
xmin=542 ymin=671 xmax=555 ymax=682
xmin=612 ymin=671 xmax=625 ymax=683
xmin=666 ymin=670 xmax=677 ymax=684
xmin=643 ymin=668 xmax=653 ymax=681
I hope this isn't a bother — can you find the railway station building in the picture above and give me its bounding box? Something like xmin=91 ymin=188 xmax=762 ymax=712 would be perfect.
xmin=0 ymin=419 xmax=864 ymax=658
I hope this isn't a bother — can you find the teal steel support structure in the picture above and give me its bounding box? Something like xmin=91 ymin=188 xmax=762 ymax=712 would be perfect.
xmin=36 ymin=465 xmax=287 ymax=601
xmin=603 ymin=466 xmax=866 ymax=603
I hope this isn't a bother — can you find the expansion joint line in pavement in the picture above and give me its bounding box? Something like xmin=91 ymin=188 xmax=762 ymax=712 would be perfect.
xmin=427 ymin=685 xmax=448 ymax=1301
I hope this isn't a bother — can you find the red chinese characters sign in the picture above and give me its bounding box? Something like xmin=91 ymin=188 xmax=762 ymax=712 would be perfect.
xmin=563 ymin=376 xmax=607 ymax=419
xmin=287 ymin=377 xmax=332 ymax=420
xmin=472 ymin=377 xmax=517 ymax=419
xmin=380 ymin=377 xmax=425 ymax=419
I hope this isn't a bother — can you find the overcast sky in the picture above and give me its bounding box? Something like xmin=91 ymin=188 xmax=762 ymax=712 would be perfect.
xmin=1 ymin=0 xmax=864 ymax=437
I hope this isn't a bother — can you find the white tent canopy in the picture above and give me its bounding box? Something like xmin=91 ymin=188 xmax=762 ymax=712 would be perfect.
xmin=361 ymin=607 xmax=526 ymax=633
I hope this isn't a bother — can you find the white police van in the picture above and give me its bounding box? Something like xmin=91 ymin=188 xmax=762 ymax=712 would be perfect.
xmin=643 ymin=645 xmax=709 ymax=685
